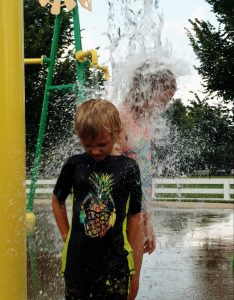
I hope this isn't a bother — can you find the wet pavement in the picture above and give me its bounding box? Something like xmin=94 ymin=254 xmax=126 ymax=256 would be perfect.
xmin=27 ymin=204 xmax=234 ymax=300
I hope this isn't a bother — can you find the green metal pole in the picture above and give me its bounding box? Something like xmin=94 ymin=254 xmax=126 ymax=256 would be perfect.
xmin=27 ymin=14 xmax=62 ymax=211
xmin=73 ymin=0 xmax=86 ymax=101
xmin=27 ymin=2 xmax=87 ymax=211
xmin=47 ymin=84 xmax=77 ymax=90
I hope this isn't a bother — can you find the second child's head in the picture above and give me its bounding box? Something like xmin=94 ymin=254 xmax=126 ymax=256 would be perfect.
xmin=75 ymin=99 xmax=121 ymax=161
xmin=124 ymin=61 xmax=177 ymax=121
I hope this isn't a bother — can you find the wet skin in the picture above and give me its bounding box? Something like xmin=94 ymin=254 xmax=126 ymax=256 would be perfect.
xmin=81 ymin=133 xmax=115 ymax=161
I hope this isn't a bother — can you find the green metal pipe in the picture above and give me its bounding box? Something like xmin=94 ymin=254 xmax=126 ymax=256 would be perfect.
xmin=43 ymin=56 xmax=51 ymax=64
xmin=47 ymin=84 xmax=78 ymax=91
xmin=73 ymin=1 xmax=82 ymax=51
xmin=27 ymin=14 xmax=62 ymax=211
xmin=27 ymin=2 xmax=87 ymax=212
xmin=73 ymin=0 xmax=86 ymax=101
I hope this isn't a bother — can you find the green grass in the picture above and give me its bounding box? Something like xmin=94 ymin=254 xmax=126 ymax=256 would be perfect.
xmin=154 ymin=193 xmax=224 ymax=199
xmin=155 ymin=184 xmax=223 ymax=188
xmin=189 ymin=175 xmax=234 ymax=179
xmin=155 ymin=198 xmax=234 ymax=203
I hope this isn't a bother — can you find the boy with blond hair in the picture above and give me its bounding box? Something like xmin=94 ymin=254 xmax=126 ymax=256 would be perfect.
xmin=52 ymin=99 xmax=143 ymax=300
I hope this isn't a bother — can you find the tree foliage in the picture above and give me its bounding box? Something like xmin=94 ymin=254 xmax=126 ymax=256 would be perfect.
xmin=24 ymin=0 xmax=76 ymax=170
xmin=24 ymin=1 xmax=104 ymax=174
xmin=186 ymin=0 xmax=234 ymax=103
xmin=153 ymin=98 xmax=233 ymax=176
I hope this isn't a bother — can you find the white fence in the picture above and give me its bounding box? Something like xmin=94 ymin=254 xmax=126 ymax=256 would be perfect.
xmin=26 ymin=178 xmax=234 ymax=202
xmin=152 ymin=178 xmax=234 ymax=202
xmin=26 ymin=179 xmax=55 ymax=199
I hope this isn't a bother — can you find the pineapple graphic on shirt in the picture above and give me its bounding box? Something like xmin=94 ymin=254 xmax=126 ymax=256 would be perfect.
xmin=80 ymin=173 xmax=116 ymax=237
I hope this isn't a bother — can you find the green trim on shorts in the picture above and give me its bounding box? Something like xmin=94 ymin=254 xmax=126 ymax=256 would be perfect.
xmin=61 ymin=194 xmax=74 ymax=274
xmin=122 ymin=195 xmax=135 ymax=276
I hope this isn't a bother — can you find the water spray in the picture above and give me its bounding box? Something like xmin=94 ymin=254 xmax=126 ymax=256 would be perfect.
xmin=26 ymin=0 xmax=109 ymax=233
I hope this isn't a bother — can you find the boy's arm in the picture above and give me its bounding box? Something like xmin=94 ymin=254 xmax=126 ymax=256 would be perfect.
xmin=52 ymin=193 xmax=69 ymax=242
xmin=127 ymin=212 xmax=144 ymax=246
xmin=143 ymin=211 xmax=156 ymax=254
xmin=127 ymin=212 xmax=145 ymax=300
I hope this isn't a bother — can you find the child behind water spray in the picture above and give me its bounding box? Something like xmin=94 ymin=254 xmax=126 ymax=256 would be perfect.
xmin=113 ymin=60 xmax=177 ymax=300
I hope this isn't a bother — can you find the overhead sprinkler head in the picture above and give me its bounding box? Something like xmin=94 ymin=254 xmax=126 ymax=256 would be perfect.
xmin=39 ymin=0 xmax=76 ymax=15
xmin=39 ymin=0 xmax=92 ymax=15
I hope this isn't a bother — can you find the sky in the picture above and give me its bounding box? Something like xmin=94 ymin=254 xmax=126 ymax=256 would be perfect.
xmin=78 ymin=0 xmax=218 ymax=103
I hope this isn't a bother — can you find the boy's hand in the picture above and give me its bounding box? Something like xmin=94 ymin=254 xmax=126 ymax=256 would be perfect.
xmin=144 ymin=235 xmax=156 ymax=254
xmin=143 ymin=218 xmax=156 ymax=254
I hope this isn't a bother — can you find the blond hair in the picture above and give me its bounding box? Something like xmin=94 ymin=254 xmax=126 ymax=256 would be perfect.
xmin=75 ymin=99 xmax=121 ymax=142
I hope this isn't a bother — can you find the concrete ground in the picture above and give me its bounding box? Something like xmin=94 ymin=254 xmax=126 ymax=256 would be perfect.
xmin=28 ymin=201 xmax=234 ymax=300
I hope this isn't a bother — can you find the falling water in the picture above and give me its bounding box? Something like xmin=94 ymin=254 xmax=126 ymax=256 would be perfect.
xmin=26 ymin=2 xmax=234 ymax=300
xmin=39 ymin=0 xmax=188 ymax=179
xmin=103 ymin=0 xmax=189 ymax=203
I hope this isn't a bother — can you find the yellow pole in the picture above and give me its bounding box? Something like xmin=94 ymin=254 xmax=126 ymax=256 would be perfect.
xmin=24 ymin=58 xmax=44 ymax=64
xmin=0 ymin=1 xmax=26 ymax=299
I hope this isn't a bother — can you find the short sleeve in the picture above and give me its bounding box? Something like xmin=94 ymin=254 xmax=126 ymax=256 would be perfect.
xmin=127 ymin=160 xmax=142 ymax=214
xmin=53 ymin=157 xmax=74 ymax=202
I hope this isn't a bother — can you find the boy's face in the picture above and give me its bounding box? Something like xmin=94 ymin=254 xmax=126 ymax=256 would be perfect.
xmin=81 ymin=133 xmax=115 ymax=161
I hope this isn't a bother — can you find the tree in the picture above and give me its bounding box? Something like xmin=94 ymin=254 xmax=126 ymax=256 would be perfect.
xmin=24 ymin=0 xmax=76 ymax=171
xmin=24 ymin=1 xmax=104 ymax=174
xmin=184 ymin=96 xmax=233 ymax=174
xmin=186 ymin=0 xmax=234 ymax=104
xmin=152 ymin=98 xmax=233 ymax=176
xmin=152 ymin=99 xmax=193 ymax=176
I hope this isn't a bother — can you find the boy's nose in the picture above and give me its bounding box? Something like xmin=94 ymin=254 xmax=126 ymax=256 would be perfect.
xmin=90 ymin=148 xmax=101 ymax=156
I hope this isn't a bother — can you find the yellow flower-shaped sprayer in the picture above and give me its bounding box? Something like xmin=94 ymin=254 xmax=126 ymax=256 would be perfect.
xmin=39 ymin=0 xmax=92 ymax=15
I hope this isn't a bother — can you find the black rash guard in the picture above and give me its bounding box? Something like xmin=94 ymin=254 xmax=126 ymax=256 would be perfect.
xmin=53 ymin=153 xmax=142 ymax=297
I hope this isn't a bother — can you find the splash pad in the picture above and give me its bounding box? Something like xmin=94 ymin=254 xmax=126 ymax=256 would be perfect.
xmin=26 ymin=0 xmax=108 ymax=216
xmin=0 ymin=0 xmax=108 ymax=298
xmin=1 ymin=1 xmax=233 ymax=299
